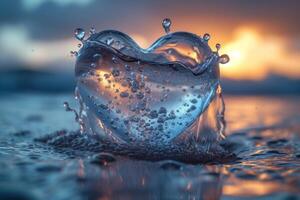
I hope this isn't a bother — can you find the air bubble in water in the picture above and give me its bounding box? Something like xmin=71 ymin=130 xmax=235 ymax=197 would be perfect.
xmin=162 ymin=18 xmax=172 ymax=34
xmin=74 ymin=28 xmax=85 ymax=41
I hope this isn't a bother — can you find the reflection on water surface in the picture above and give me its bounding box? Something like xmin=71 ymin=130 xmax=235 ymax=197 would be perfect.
xmin=0 ymin=94 xmax=299 ymax=199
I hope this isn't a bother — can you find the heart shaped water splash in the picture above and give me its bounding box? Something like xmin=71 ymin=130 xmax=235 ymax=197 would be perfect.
xmin=71 ymin=19 xmax=229 ymax=152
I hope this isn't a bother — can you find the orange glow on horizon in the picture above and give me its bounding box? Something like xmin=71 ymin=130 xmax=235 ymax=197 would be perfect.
xmin=223 ymin=180 xmax=284 ymax=196
xmin=220 ymin=27 xmax=300 ymax=80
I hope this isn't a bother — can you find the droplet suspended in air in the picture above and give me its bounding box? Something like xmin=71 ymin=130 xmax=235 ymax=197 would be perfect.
xmin=218 ymin=54 xmax=230 ymax=64
xmin=89 ymin=27 xmax=96 ymax=35
xmin=216 ymin=84 xmax=222 ymax=94
xmin=74 ymin=28 xmax=85 ymax=41
xmin=203 ymin=33 xmax=210 ymax=42
xmin=162 ymin=18 xmax=172 ymax=34
xmin=70 ymin=51 xmax=78 ymax=57
xmin=215 ymin=43 xmax=221 ymax=52
xmin=63 ymin=101 xmax=71 ymax=111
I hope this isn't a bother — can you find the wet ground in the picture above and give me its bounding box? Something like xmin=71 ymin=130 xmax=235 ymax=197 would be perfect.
xmin=0 ymin=93 xmax=299 ymax=200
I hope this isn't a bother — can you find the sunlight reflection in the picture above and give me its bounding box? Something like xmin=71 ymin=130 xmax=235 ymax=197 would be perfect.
xmin=223 ymin=180 xmax=283 ymax=196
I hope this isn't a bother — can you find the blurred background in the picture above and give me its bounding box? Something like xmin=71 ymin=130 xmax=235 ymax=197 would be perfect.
xmin=0 ymin=0 xmax=300 ymax=94
xmin=1 ymin=2 xmax=300 ymax=199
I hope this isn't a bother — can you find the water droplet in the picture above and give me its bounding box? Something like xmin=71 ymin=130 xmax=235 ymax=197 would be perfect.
xmin=74 ymin=28 xmax=85 ymax=41
xmin=215 ymin=43 xmax=221 ymax=52
xmin=89 ymin=27 xmax=96 ymax=35
xmin=70 ymin=51 xmax=78 ymax=57
xmin=216 ymin=84 xmax=222 ymax=94
xmin=162 ymin=18 xmax=172 ymax=34
xmin=203 ymin=33 xmax=210 ymax=42
xmin=63 ymin=102 xmax=71 ymax=111
xmin=218 ymin=54 xmax=230 ymax=64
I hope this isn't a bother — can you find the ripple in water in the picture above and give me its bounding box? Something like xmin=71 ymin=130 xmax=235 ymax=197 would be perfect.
xmin=65 ymin=18 xmax=231 ymax=163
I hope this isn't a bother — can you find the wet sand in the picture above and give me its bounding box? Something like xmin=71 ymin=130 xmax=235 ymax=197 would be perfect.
xmin=0 ymin=93 xmax=299 ymax=200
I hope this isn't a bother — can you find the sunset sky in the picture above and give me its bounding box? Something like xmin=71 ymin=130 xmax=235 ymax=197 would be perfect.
xmin=0 ymin=0 xmax=299 ymax=81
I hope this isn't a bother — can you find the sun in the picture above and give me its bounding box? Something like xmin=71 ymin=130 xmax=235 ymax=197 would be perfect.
xmin=219 ymin=27 xmax=300 ymax=80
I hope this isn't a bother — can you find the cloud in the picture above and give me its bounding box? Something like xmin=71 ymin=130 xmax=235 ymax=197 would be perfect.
xmin=0 ymin=24 xmax=152 ymax=69
xmin=0 ymin=25 xmax=77 ymax=70
xmin=0 ymin=0 xmax=299 ymax=80
xmin=221 ymin=27 xmax=300 ymax=80
xmin=1 ymin=0 xmax=300 ymax=41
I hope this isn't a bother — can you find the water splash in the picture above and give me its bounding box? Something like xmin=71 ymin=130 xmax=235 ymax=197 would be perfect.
xmin=63 ymin=101 xmax=84 ymax=133
xmin=70 ymin=19 xmax=230 ymax=159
